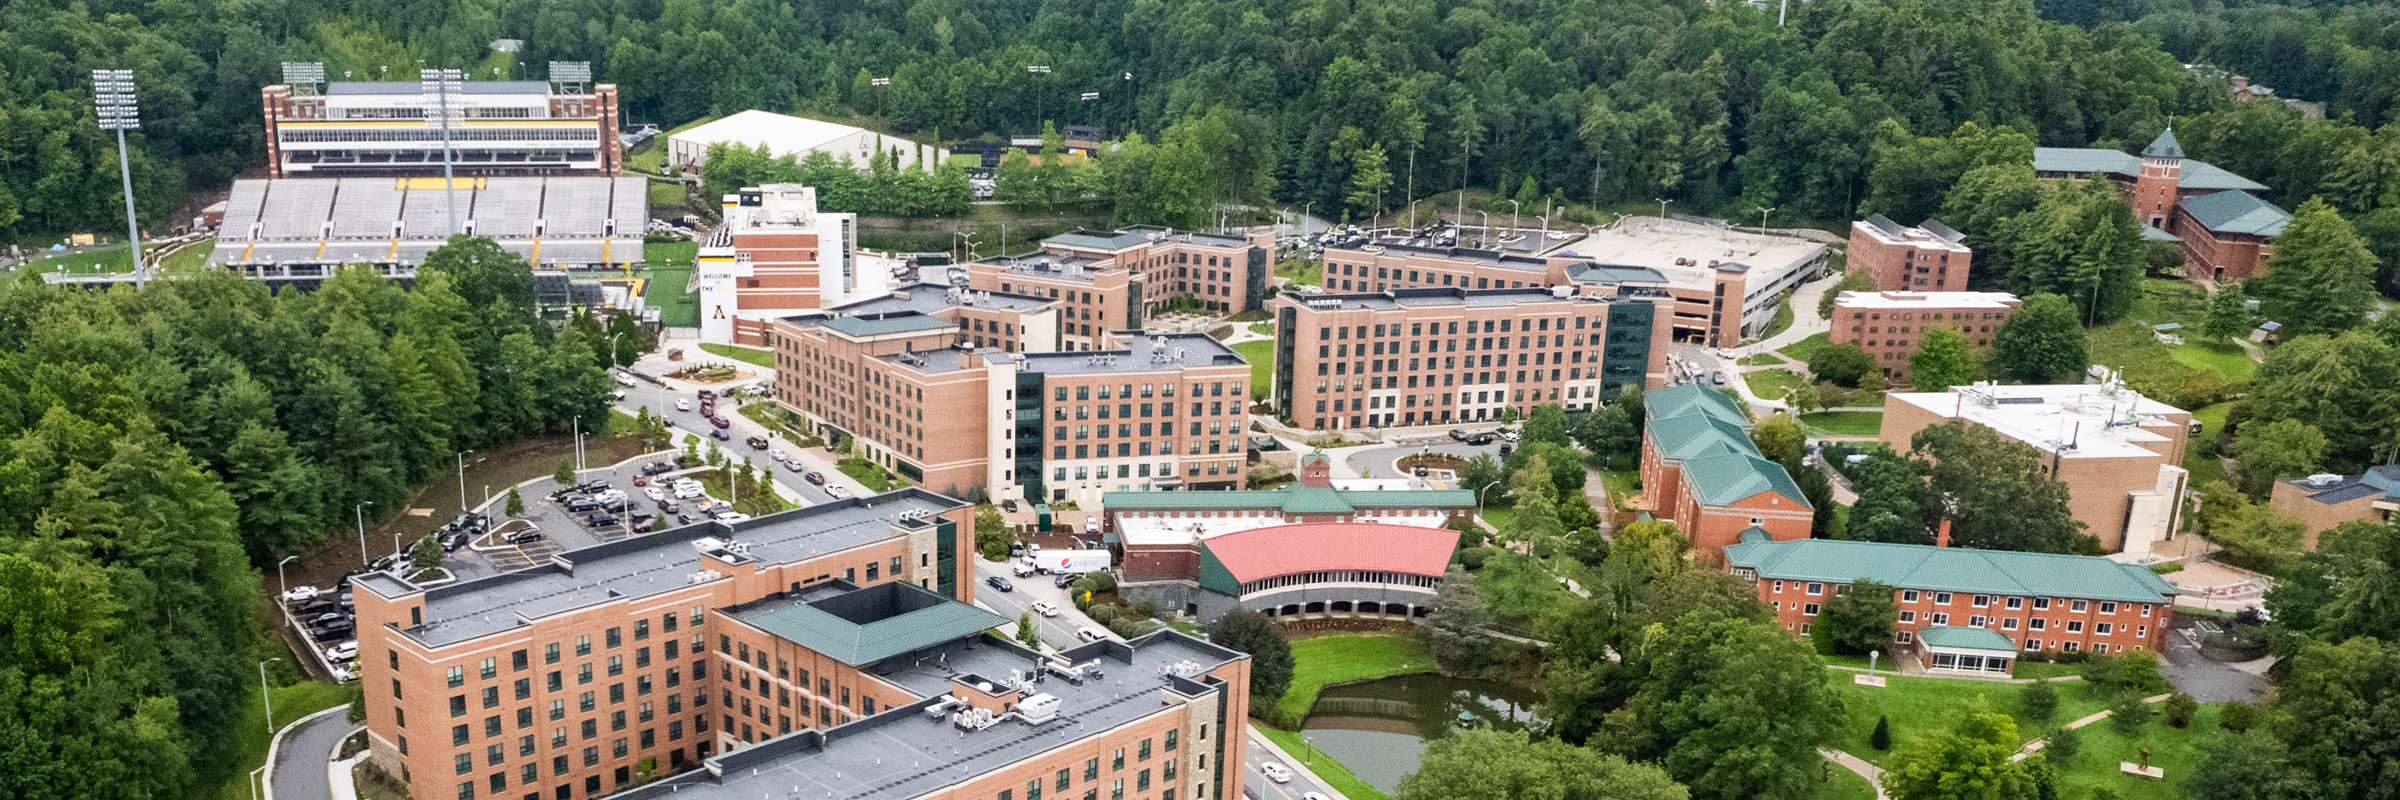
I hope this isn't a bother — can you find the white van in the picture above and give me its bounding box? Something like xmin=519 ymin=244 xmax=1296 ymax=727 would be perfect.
xmin=1076 ymin=626 xmax=1108 ymax=643
xmin=1012 ymin=561 xmax=1035 ymax=577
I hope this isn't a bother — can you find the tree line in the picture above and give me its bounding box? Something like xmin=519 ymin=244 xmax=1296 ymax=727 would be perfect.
xmin=0 ymin=0 xmax=2260 ymax=245
xmin=0 ymin=236 xmax=614 ymax=798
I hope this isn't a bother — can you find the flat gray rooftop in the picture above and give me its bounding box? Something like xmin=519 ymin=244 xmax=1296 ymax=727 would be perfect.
xmin=982 ymin=252 xmax=1106 ymax=281
xmin=831 ymin=283 xmax=1058 ymax=316
xmin=371 ymin=489 xmax=965 ymax=648
xmin=614 ymin=632 xmax=1241 ymax=800
xmin=327 ymin=80 xmax=554 ymax=96
xmin=1017 ymin=333 xmax=1242 ymax=375
xmin=1290 ymin=287 xmax=1634 ymax=312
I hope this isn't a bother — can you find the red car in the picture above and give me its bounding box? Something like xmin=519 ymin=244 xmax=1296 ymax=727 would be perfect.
xmin=709 ymin=416 xmax=731 ymax=430
xmin=631 ymin=474 xmax=648 ymax=487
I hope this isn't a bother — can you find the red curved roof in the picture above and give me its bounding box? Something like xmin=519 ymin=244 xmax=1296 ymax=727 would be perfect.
xmin=1202 ymin=522 xmax=1457 ymax=583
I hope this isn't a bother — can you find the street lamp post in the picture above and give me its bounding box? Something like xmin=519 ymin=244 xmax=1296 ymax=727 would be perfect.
xmin=259 ymin=658 xmax=281 ymax=733
xmin=93 ymin=70 xmax=143 ymax=287
xmin=1476 ymin=480 xmax=1503 ymax=524
xmin=608 ymin=332 xmax=628 ymax=369
xmin=355 ymin=502 xmax=374 ymax=566
xmin=1026 ymin=65 xmax=1052 ymax=127
xmin=457 ymin=450 xmax=475 ymax=511
xmin=1507 ymin=199 xmax=1521 ymax=245
xmin=1655 ymin=197 xmax=1672 ymax=219
xmin=421 ymin=69 xmax=464 ymax=235
xmin=1475 ymin=211 xmax=1491 ymax=249
xmin=277 ymin=555 xmax=298 ymax=601
xmin=1754 ymin=205 xmax=1777 ymax=231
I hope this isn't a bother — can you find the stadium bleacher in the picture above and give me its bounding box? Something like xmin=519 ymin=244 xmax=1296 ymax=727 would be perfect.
xmin=211 ymin=176 xmax=647 ymax=277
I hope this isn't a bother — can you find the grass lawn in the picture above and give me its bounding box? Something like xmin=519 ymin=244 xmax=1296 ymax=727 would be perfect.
xmin=1815 ymin=758 xmax=1878 ymax=800
xmin=1827 ymin=670 xmax=2110 ymax=763
xmin=1801 ymin=411 xmax=1884 ymax=436
xmin=1232 ymin=340 xmax=1274 ymax=400
xmin=2012 ymin=661 xmax=2083 ymax=681
xmin=738 ymin=403 xmax=802 ymax=441
xmin=699 ymin=342 xmax=776 ymax=368
xmin=1248 ymin=322 xmax=1275 ymax=337
xmin=26 ymin=243 xmax=138 ymax=274
xmin=1478 ymin=504 xmax=1515 ymax=535
xmin=1761 ymin=292 xmax=1797 ymax=340
xmin=2050 ymin=702 xmax=2227 ymax=800
xmin=838 ymin=457 xmax=899 ymax=492
xmin=162 ymin=240 xmax=216 ymax=273
xmin=1781 ymin=332 xmax=1832 ymax=362
xmin=1257 ymin=727 xmax=1392 ymax=800
xmin=198 ymin=680 xmax=354 ymax=800
xmin=2181 ymin=402 xmax=2234 ymax=490
xmin=640 ymin=247 xmax=700 ymax=328
xmin=691 ymin=465 xmax=793 ymax=516
xmin=1273 ymin=633 xmax=1439 ymax=722
xmin=1741 ymin=352 xmax=1789 ymax=366
xmin=1276 ymin=258 xmax=1323 ymax=287
xmin=644 ymin=239 xmax=699 ymax=267
xmin=646 ymin=179 xmax=687 ymax=210
xmin=2169 ymin=337 xmax=2257 ymax=382
xmin=1748 ymin=368 xmax=1806 ymax=400
xmin=1599 ymin=468 xmax=1640 ymax=510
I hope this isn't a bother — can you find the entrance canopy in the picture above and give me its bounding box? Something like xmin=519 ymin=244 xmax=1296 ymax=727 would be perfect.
xmin=1917 ymin=626 xmax=2016 ymax=675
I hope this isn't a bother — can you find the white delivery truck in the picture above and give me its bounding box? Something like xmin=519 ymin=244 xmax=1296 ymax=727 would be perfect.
xmin=1041 ymin=550 xmax=1111 ymax=575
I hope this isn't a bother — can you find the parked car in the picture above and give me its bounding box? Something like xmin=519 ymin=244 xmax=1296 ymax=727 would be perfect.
xmin=712 ymin=511 xmax=752 ymax=524
xmin=631 ymin=474 xmax=648 ymax=487
xmin=674 ymin=399 xmax=690 ymax=412
xmin=674 ymin=513 xmax=693 ymax=525
xmin=783 ymin=458 xmax=803 ymax=472
xmin=660 ymin=498 xmax=681 ymax=513
xmin=1710 ymin=370 xmax=1727 ymax=385
xmin=324 ymin=642 xmax=359 ymax=662
xmin=1001 ymin=499 xmax=1019 ymax=512
xmin=630 ymin=519 xmax=654 ymax=533
xmin=585 ymin=512 xmax=619 ymax=527
xmin=1031 ymin=601 xmax=1060 ymax=617
xmin=564 ymin=497 xmax=598 ymax=513
xmin=614 ymin=371 xmax=638 ymax=387
xmin=826 ymin=485 xmax=851 ymax=499
xmin=673 ymin=484 xmax=706 ymax=500
xmin=1054 ymin=573 xmax=1076 ymax=589
xmin=804 ymin=472 xmax=825 ymax=485
xmin=697 ymin=389 xmax=715 ymax=400
xmin=1075 ymin=626 xmax=1108 ymax=643
xmin=503 ymin=529 xmax=543 ymax=544
xmin=643 ymin=486 xmax=665 ymax=502
xmin=307 ymin=612 xmax=348 ymax=626
xmin=984 ymin=576 xmax=1014 ymax=592
xmin=294 ymin=598 xmax=337 ymax=615
xmin=1448 ymin=429 xmax=1472 ymax=442
xmin=439 ymin=531 xmax=471 ymax=551
xmin=281 ymin=586 xmax=322 ymax=602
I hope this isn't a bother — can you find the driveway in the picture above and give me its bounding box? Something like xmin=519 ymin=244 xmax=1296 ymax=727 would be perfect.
xmin=1336 ymin=439 xmax=1508 ymax=482
xmin=970 ymin=556 xmax=1112 ymax=648
xmin=2159 ymin=629 xmax=2268 ymax=703
xmin=269 ymin=708 xmax=359 ymax=800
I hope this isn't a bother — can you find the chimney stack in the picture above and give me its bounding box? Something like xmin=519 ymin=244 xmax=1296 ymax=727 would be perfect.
xmin=1935 ymin=518 xmax=1953 ymax=548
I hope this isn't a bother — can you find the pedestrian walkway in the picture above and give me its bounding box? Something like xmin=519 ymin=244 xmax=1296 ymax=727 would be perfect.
xmin=266 ymin=706 xmax=358 ymax=800
xmin=1820 ymin=748 xmax=1890 ymax=800
xmin=2010 ymin=693 xmax=2172 ymax=762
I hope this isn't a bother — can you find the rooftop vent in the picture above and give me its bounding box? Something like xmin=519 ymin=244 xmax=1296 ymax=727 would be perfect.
xmin=2306 ymin=473 xmax=2344 ymax=487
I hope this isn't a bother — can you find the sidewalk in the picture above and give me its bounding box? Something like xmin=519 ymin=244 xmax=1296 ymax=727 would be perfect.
xmin=1250 ymin=729 xmax=1351 ymax=800
xmin=1820 ymin=748 xmax=1889 ymax=800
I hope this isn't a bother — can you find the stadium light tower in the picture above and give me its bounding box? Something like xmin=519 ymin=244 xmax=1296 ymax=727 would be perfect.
xmin=421 ymin=68 xmax=464 ymax=235
xmin=93 ymin=69 xmax=143 ymax=286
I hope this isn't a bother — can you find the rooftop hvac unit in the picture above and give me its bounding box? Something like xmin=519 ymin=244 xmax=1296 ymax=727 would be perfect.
xmin=1017 ymin=693 xmax=1061 ymax=724
xmin=2306 ymin=473 xmax=2344 ymax=487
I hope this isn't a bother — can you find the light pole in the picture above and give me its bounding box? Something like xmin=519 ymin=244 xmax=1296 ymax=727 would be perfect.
xmin=1301 ymin=202 xmax=1313 ymax=236
xmin=93 ymin=69 xmax=143 ymax=286
xmin=457 ymin=450 xmax=475 ymax=511
xmin=953 ymin=232 xmax=978 ymax=262
xmin=869 ymin=77 xmax=890 ymax=117
xmin=258 ymin=657 xmax=281 ymax=733
xmin=421 ymin=68 xmax=464 ymax=235
xmin=608 ymin=332 xmax=628 ymax=369
xmin=1507 ymin=199 xmax=1521 ymax=245
xmin=1477 ymin=480 xmax=1503 ymax=523
xmin=1536 ymin=215 xmax=1550 ymax=248
xmin=1026 ymin=65 xmax=1051 ymax=128
xmin=1655 ymin=197 xmax=1672 ymax=219
xmin=355 ymin=501 xmax=375 ymax=566
xmin=573 ymin=415 xmax=583 ymax=476
xmin=1753 ymin=205 xmax=1777 ymax=231
xmin=277 ymin=555 xmax=298 ymax=600
xmin=1475 ymin=211 xmax=1490 ymax=249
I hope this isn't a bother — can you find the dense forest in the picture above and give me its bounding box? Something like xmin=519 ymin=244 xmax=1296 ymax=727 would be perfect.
xmin=0 ymin=239 xmax=612 ymax=798
xmin=15 ymin=0 xmax=2400 ymax=245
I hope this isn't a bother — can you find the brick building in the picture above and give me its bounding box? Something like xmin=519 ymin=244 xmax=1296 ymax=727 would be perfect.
xmin=1847 ymin=215 xmax=1971 ymax=292
xmin=1316 ymin=218 xmax=1830 ymax=348
xmin=2268 ymin=465 xmax=2400 ymax=550
xmin=1880 ymin=380 xmax=2192 ymax=554
xmin=2034 ymin=130 xmax=2290 ymax=281
xmin=261 ymin=74 xmax=621 ymax=179
xmin=1829 ymin=290 xmax=2021 ymax=386
xmin=1192 ymin=522 xmax=1456 ymax=623
xmin=1636 ymin=384 xmax=1814 ymax=558
xmin=964 ymin=228 xmax=1272 ymax=350
xmin=1270 ymin=287 xmax=1675 ymax=430
xmin=1724 ymin=535 xmax=2180 ymax=673
xmin=351 ymin=489 xmax=983 ymax=799
xmin=698 ymin=184 xmax=888 ymax=345
xmin=769 ymin=313 xmax=1252 ymax=506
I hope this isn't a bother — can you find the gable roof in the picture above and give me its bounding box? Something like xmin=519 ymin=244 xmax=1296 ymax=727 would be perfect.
xmin=2030 ymin=148 xmax=2268 ymax=192
xmin=2180 ymin=190 xmax=2291 ymax=237
xmin=1680 ymin=451 xmax=1811 ymax=508
xmin=1918 ymin=625 xmax=2019 ymax=653
xmin=1646 ymin=413 xmax=1755 ymax=462
xmin=1644 ymin=383 xmax=1748 ymax=428
xmin=1722 ymin=538 xmax=2178 ymax=603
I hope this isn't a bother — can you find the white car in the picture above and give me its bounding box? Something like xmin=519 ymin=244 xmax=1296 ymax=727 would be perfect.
xmin=1716 ymin=348 xmax=1738 ymax=360
xmin=826 ymin=485 xmax=851 ymax=499
xmin=281 ymin=586 xmax=322 ymax=602
xmin=711 ymin=511 xmax=752 ymax=524
xmin=614 ymin=371 xmax=637 ymax=387
xmin=643 ymin=486 xmax=665 ymax=502
xmin=675 ymin=399 xmax=690 ymax=412
xmin=673 ymin=484 xmax=706 ymax=500
xmin=1260 ymin=763 xmax=1293 ymax=784
xmin=1031 ymin=601 xmax=1059 ymax=617
xmin=1304 ymin=794 xmax=1331 ymax=800
xmin=324 ymin=641 xmax=359 ymax=662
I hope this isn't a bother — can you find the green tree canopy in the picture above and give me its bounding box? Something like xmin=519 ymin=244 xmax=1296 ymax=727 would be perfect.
xmin=1911 ymin=421 xmax=2086 ymax=553
xmin=2233 ymin=418 xmax=2328 ymax=501
xmin=1907 ymin=327 xmax=1978 ymax=390
xmin=1398 ymin=728 xmax=1689 ymax=800
xmin=2251 ymin=198 xmax=2378 ymax=338
xmin=1881 ymin=701 xmax=2038 ymax=800
xmin=1808 ymin=342 xmax=1878 ymax=388
xmin=1991 ymin=293 xmax=2089 ymax=384
xmin=1816 ymin=579 xmax=1899 ymax=656
xmin=1206 ymin=610 xmax=1293 ymax=702
xmin=1624 ymin=612 xmax=1841 ymax=800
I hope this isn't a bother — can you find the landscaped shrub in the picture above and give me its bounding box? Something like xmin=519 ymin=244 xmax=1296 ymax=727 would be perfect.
xmin=1087 ymin=604 xmax=1120 ymax=624
xmin=2021 ymin=679 xmax=2058 ymax=723
xmin=2046 ymin=724 xmax=2081 ymax=765
xmin=2164 ymin=692 xmax=2198 ymax=728
xmin=2109 ymin=695 xmax=2153 ymax=735
xmin=2219 ymin=701 xmax=2257 ymax=732
xmin=1870 ymin=716 xmax=1892 ymax=751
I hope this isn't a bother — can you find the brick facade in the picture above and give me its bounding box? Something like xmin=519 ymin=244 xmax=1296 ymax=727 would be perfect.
xmin=1848 ymin=216 xmax=1972 ymax=292
xmin=1829 ymin=291 xmax=2019 ymax=386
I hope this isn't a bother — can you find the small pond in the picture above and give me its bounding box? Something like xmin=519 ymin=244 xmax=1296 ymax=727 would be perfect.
xmin=1298 ymin=674 xmax=1545 ymax=794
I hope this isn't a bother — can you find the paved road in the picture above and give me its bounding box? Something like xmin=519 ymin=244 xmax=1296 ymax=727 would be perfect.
xmin=269 ymin=709 xmax=360 ymax=800
xmin=1336 ymin=439 xmax=1508 ymax=482
xmin=1245 ymin=733 xmax=1339 ymax=800
xmin=970 ymin=556 xmax=1112 ymax=649
xmin=2159 ymin=629 xmax=2267 ymax=703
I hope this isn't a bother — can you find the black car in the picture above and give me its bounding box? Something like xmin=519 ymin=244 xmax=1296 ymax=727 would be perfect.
xmin=449 ymin=513 xmax=487 ymax=532
xmin=710 ymin=429 xmax=731 ymax=441
xmin=984 ymin=576 xmax=1014 ymax=592
xmin=309 ymin=622 xmax=355 ymax=639
xmin=564 ymin=496 xmax=598 ymax=512
xmin=439 ymin=531 xmax=471 ymax=551
xmin=294 ymin=598 xmax=337 ymax=615
xmin=1053 ymin=574 xmax=1075 ymax=589
xmin=578 ymin=481 xmax=613 ymax=494
xmin=1001 ymin=499 xmax=1019 ymax=512
xmin=585 ymin=512 xmax=619 ymax=527
xmin=674 ymin=513 xmax=693 ymax=525
xmin=642 ymin=461 xmax=676 ymax=475
xmin=1448 ymin=429 xmax=1472 ymax=442
xmin=503 ymin=529 xmax=543 ymax=544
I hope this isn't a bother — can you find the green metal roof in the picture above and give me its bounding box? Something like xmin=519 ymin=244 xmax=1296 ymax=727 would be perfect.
xmin=728 ymin=584 xmax=1008 ymax=666
xmin=2142 ymin=129 xmax=2184 ymax=159
xmin=1917 ymin=626 xmax=2019 ymax=653
xmin=2179 ymin=190 xmax=2290 ymax=237
xmin=1723 ymin=539 xmax=2179 ymax=603
xmin=1644 ymin=383 xmax=1749 ymax=428
xmin=1102 ymin=486 xmax=1474 ymax=513
xmin=2030 ymin=148 xmax=2267 ymax=191
xmin=1646 ymin=413 xmax=1755 ymax=462
xmin=1679 ymin=451 xmax=1812 ymax=509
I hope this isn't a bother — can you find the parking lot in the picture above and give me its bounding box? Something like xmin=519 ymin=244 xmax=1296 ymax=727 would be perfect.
xmin=439 ymin=450 xmax=802 ymax=579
